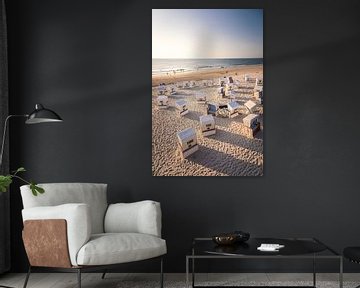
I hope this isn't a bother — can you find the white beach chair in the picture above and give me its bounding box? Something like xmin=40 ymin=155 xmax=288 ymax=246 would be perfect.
xmin=255 ymin=78 xmax=263 ymax=87
xmin=195 ymin=93 xmax=207 ymax=103
xmin=254 ymin=78 xmax=263 ymax=93
xmin=199 ymin=115 xmax=216 ymax=136
xmin=227 ymin=101 xmax=241 ymax=118
xmin=177 ymin=82 xmax=186 ymax=89
xmin=158 ymin=84 xmax=166 ymax=95
xmin=243 ymin=113 xmax=260 ymax=129
xmin=244 ymin=100 xmax=257 ymax=114
xmin=177 ymin=127 xmax=199 ymax=158
xmin=218 ymin=87 xmax=225 ymax=98
xmin=207 ymin=103 xmax=219 ymax=116
xmin=189 ymin=81 xmax=197 ymax=88
xmin=157 ymin=95 xmax=168 ymax=109
xmin=254 ymin=90 xmax=263 ymax=104
xmin=254 ymin=85 xmax=263 ymax=92
xmin=219 ymin=77 xmax=227 ymax=87
xmin=242 ymin=113 xmax=261 ymax=138
xmin=175 ymin=99 xmax=189 ymax=116
xmin=167 ymin=85 xmax=177 ymax=95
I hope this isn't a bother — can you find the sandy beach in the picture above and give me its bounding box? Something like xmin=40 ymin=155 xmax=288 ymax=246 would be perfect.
xmin=152 ymin=64 xmax=263 ymax=176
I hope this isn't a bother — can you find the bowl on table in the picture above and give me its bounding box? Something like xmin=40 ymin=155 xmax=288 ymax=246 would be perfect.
xmin=212 ymin=231 xmax=250 ymax=246
xmin=212 ymin=233 xmax=238 ymax=245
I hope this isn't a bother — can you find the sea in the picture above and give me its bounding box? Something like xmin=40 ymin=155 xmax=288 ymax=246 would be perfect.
xmin=152 ymin=58 xmax=263 ymax=75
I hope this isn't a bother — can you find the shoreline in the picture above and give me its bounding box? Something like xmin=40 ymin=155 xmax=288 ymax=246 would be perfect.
xmin=152 ymin=64 xmax=263 ymax=87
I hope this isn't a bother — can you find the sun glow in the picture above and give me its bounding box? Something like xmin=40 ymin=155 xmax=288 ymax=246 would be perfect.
xmin=152 ymin=9 xmax=263 ymax=59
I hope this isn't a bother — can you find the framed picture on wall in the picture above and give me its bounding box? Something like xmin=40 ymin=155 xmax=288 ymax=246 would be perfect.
xmin=152 ymin=9 xmax=263 ymax=176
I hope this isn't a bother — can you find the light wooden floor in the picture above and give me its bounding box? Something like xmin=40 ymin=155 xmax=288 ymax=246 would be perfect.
xmin=0 ymin=273 xmax=359 ymax=288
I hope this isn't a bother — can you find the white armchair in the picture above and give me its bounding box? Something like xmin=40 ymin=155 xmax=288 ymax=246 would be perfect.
xmin=20 ymin=183 xmax=166 ymax=288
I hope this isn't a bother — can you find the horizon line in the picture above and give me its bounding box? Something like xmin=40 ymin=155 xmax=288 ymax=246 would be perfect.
xmin=152 ymin=57 xmax=263 ymax=60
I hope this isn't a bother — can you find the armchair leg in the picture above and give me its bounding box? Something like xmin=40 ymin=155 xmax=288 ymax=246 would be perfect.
xmin=77 ymin=269 xmax=81 ymax=288
xmin=23 ymin=266 xmax=31 ymax=288
xmin=160 ymin=257 xmax=164 ymax=288
xmin=101 ymin=270 xmax=107 ymax=279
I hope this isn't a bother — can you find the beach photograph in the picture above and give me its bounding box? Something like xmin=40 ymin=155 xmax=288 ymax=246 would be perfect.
xmin=152 ymin=9 xmax=263 ymax=176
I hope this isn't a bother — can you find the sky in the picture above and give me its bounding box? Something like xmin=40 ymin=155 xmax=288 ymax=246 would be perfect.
xmin=152 ymin=9 xmax=263 ymax=59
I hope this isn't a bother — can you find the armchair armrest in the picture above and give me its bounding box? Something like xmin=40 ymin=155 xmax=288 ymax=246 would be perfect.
xmin=22 ymin=203 xmax=91 ymax=266
xmin=104 ymin=200 xmax=162 ymax=237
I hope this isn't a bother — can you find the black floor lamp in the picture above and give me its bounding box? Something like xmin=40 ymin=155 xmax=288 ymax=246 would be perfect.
xmin=0 ymin=103 xmax=63 ymax=167
xmin=0 ymin=103 xmax=62 ymax=288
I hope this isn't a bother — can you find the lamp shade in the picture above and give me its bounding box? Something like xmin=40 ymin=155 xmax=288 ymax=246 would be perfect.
xmin=25 ymin=104 xmax=63 ymax=124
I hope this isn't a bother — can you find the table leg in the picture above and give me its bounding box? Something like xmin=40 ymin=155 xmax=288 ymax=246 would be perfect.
xmin=186 ymin=257 xmax=189 ymax=288
xmin=339 ymin=257 xmax=343 ymax=288
xmin=192 ymin=247 xmax=195 ymax=288
xmin=192 ymin=257 xmax=195 ymax=288
xmin=313 ymin=254 xmax=316 ymax=287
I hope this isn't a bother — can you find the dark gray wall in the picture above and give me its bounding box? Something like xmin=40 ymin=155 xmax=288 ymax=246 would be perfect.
xmin=5 ymin=0 xmax=360 ymax=272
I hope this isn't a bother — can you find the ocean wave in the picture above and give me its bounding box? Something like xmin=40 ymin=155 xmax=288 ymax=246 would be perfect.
xmin=152 ymin=58 xmax=263 ymax=75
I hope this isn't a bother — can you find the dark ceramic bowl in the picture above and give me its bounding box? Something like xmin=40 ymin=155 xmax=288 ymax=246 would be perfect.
xmin=212 ymin=233 xmax=237 ymax=245
xmin=212 ymin=231 xmax=250 ymax=246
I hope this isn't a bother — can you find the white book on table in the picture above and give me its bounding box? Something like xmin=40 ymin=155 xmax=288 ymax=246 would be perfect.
xmin=257 ymin=243 xmax=285 ymax=251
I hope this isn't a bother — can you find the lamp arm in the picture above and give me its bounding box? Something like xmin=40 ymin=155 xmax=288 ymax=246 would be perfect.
xmin=0 ymin=114 xmax=28 ymax=169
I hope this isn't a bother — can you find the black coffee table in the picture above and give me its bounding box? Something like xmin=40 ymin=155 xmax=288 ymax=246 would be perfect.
xmin=186 ymin=237 xmax=342 ymax=288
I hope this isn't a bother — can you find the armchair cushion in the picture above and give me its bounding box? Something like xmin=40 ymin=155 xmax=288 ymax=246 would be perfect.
xmin=76 ymin=233 xmax=167 ymax=266
xmin=104 ymin=201 xmax=162 ymax=237
xmin=22 ymin=203 xmax=91 ymax=266
xmin=21 ymin=183 xmax=108 ymax=234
